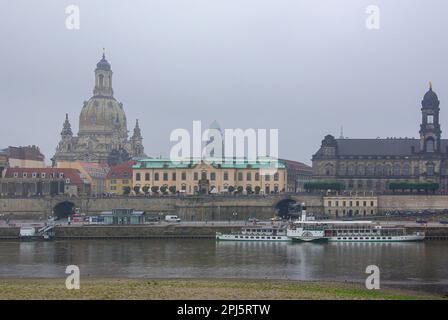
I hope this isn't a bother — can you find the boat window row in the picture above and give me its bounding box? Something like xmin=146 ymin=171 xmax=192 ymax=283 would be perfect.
xmin=336 ymin=229 xmax=378 ymax=233
xmin=235 ymin=235 xmax=284 ymax=240
xmin=336 ymin=236 xmax=393 ymax=240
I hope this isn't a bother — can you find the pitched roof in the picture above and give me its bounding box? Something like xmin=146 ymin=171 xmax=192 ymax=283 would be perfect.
xmin=316 ymin=138 xmax=448 ymax=157
xmin=4 ymin=146 xmax=45 ymax=161
xmin=3 ymin=168 xmax=88 ymax=184
xmin=335 ymin=139 xmax=420 ymax=156
xmin=280 ymin=159 xmax=313 ymax=173
xmin=106 ymin=161 xmax=135 ymax=179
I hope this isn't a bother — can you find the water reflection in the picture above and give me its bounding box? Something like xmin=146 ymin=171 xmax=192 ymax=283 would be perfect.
xmin=0 ymin=240 xmax=447 ymax=293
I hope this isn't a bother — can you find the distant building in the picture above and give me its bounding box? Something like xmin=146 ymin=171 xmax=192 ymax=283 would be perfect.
xmin=0 ymin=150 xmax=8 ymax=177
xmin=105 ymin=161 xmax=135 ymax=195
xmin=132 ymin=157 xmax=287 ymax=195
xmin=56 ymin=161 xmax=109 ymax=196
xmin=312 ymin=84 xmax=448 ymax=193
xmin=323 ymin=196 xmax=378 ymax=217
xmin=280 ymin=159 xmax=313 ymax=192
xmin=53 ymin=52 xmax=146 ymax=165
xmin=0 ymin=168 xmax=90 ymax=197
xmin=1 ymin=145 xmax=45 ymax=168
xmin=101 ymin=208 xmax=145 ymax=225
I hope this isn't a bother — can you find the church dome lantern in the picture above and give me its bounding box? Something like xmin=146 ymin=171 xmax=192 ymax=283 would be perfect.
xmin=422 ymin=82 xmax=440 ymax=108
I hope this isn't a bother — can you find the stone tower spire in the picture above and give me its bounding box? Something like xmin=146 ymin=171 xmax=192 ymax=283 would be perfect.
xmin=61 ymin=113 xmax=73 ymax=137
xmin=132 ymin=119 xmax=142 ymax=139
xmin=130 ymin=119 xmax=145 ymax=158
xmin=420 ymin=82 xmax=441 ymax=153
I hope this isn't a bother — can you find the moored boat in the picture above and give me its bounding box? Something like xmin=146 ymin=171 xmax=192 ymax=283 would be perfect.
xmin=216 ymin=225 xmax=291 ymax=242
xmin=287 ymin=204 xmax=425 ymax=242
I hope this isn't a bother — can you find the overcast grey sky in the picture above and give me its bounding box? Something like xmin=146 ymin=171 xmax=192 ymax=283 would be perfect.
xmin=0 ymin=0 xmax=447 ymax=165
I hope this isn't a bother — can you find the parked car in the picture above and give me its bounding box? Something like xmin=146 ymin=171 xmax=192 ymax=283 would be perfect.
xmin=165 ymin=215 xmax=181 ymax=222
xmin=416 ymin=218 xmax=428 ymax=224
xmin=440 ymin=220 xmax=448 ymax=225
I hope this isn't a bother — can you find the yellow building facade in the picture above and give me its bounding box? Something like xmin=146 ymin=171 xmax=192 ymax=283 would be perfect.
xmin=132 ymin=158 xmax=287 ymax=195
xmin=105 ymin=162 xmax=134 ymax=195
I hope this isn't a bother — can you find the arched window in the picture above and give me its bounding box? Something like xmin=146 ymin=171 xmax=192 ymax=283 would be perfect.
xmin=402 ymin=164 xmax=410 ymax=176
xmin=338 ymin=164 xmax=346 ymax=176
xmin=98 ymin=74 xmax=104 ymax=87
xmin=384 ymin=164 xmax=392 ymax=176
xmin=375 ymin=165 xmax=382 ymax=176
xmin=426 ymin=138 xmax=435 ymax=152
xmin=414 ymin=166 xmax=420 ymax=176
xmin=347 ymin=165 xmax=355 ymax=176
xmin=357 ymin=165 xmax=365 ymax=176
xmin=393 ymin=164 xmax=401 ymax=176
xmin=324 ymin=163 xmax=334 ymax=176
xmin=366 ymin=164 xmax=374 ymax=176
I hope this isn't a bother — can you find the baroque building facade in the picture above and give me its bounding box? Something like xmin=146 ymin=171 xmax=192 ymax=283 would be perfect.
xmin=312 ymin=84 xmax=448 ymax=193
xmin=53 ymin=53 xmax=146 ymax=165
xmin=132 ymin=157 xmax=287 ymax=195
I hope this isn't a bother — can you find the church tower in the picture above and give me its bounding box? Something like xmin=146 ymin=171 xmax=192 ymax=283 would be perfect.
xmin=420 ymin=82 xmax=441 ymax=153
xmin=130 ymin=119 xmax=145 ymax=158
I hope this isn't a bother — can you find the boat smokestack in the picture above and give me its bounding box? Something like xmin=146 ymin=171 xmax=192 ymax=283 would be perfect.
xmin=301 ymin=203 xmax=307 ymax=222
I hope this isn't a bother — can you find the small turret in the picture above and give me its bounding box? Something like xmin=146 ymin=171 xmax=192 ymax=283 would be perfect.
xmin=61 ymin=113 xmax=73 ymax=137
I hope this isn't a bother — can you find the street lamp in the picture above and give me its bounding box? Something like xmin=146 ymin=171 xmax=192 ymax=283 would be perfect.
xmin=233 ymin=211 xmax=237 ymax=223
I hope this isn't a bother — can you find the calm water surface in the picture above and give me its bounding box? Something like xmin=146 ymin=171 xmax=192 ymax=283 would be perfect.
xmin=0 ymin=240 xmax=447 ymax=294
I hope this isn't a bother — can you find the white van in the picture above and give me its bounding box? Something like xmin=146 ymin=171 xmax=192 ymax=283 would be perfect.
xmin=19 ymin=227 xmax=36 ymax=238
xmin=165 ymin=215 xmax=181 ymax=222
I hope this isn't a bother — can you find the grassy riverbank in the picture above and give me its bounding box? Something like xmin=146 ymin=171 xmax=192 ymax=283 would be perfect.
xmin=0 ymin=278 xmax=443 ymax=300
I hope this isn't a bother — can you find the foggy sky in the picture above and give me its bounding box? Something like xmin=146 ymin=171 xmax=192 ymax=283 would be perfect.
xmin=0 ymin=0 xmax=447 ymax=165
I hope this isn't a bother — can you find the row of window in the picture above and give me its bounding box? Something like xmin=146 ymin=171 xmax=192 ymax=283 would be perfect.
xmin=325 ymin=163 xmax=437 ymax=177
xmin=135 ymin=171 xmax=280 ymax=182
xmin=327 ymin=200 xmax=375 ymax=207
xmin=110 ymin=179 xmax=130 ymax=185
xmin=336 ymin=236 xmax=393 ymax=240
xmin=230 ymin=236 xmax=284 ymax=240
xmin=12 ymin=172 xmax=65 ymax=179
xmin=329 ymin=209 xmax=375 ymax=215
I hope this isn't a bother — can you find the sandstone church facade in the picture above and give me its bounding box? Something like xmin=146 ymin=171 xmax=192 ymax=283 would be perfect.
xmin=52 ymin=53 xmax=146 ymax=166
xmin=312 ymin=84 xmax=448 ymax=193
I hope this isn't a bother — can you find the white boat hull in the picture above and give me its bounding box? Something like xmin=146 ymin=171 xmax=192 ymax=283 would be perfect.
xmin=327 ymin=234 xmax=425 ymax=242
xmin=216 ymin=233 xmax=291 ymax=242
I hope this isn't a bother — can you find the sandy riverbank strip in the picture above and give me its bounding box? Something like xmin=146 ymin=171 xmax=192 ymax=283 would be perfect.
xmin=0 ymin=278 xmax=444 ymax=300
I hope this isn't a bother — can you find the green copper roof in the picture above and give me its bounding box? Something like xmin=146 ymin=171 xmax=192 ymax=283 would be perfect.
xmin=133 ymin=157 xmax=285 ymax=169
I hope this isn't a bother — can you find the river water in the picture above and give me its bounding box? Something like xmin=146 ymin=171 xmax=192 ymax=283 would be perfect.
xmin=0 ymin=239 xmax=447 ymax=295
